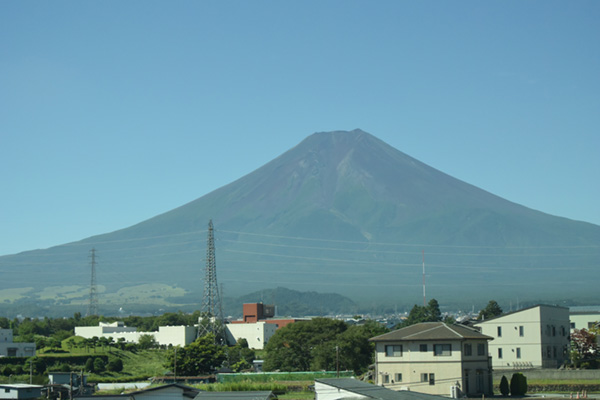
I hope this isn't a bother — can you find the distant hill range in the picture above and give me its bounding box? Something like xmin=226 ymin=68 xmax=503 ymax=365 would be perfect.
xmin=1 ymin=129 xmax=599 ymax=316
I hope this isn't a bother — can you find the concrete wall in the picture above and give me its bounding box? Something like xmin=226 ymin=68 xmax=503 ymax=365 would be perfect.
xmin=492 ymin=369 xmax=600 ymax=381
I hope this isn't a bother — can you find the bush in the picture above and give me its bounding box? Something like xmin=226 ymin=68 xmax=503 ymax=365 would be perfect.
xmin=2 ymin=366 xmax=13 ymax=376
xmin=510 ymin=373 xmax=527 ymax=396
xmin=93 ymin=358 xmax=105 ymax=373
xmin=106 ymin=358 xmax=123 ymax=373
xmin=85 ymin=358 xmax=94 ymax=373
xmin=499 ymin=375 xmax=509 ymax=396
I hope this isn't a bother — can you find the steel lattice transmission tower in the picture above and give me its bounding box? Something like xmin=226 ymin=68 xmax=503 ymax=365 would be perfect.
xmin=198 ymin=220 xmax=225 ymax=341
xmin=88 ymin=248 xmax=99 ymax=316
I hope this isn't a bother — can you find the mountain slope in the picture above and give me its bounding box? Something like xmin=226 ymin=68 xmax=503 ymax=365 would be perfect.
xmin=1 ymin=129 xmax=599 ymax=313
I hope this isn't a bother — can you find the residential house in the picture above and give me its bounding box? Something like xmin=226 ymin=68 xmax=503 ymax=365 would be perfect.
xmin=370 ymin=322 xmax=493 ymax=397
xmin=315 ymin=378 xmax=446 ymax=400
xmin=474 ymin=304 xmax=570 ymax=369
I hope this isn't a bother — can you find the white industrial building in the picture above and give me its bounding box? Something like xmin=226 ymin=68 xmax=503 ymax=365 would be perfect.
xmin=224 ymin=321 xmax=277 ymax=350
xmin=75 ymin=322 xmax=197 ymax=347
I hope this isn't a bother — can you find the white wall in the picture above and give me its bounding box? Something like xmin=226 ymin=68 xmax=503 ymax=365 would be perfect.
xmin=225 ymin=322 xmax=277 ymax=350
xmin=75 ymin=323 xmax=197 ymax=347
xmin=570 ymin=313 xmax=600 ymax=332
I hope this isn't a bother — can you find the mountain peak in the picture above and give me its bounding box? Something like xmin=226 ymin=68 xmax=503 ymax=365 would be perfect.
xmin=1 ymin=129 xmax=598 ymax=313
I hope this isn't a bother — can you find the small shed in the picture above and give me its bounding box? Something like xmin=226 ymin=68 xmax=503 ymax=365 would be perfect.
xmin=0 ymin=384 xmax=44 ymax=400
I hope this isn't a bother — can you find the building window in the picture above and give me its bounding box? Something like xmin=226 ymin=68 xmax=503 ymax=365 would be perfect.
xmin=421 ymin=373 xmax=429 ymax=382
xmin=395 ymin=373 xmax=402 ymax=382
xmin=477 ymin=343 xmax=485 ymax=356
xmin=516 ymin=347 xmax=521 ymax=359
xmin=570 ymin=322 xmax=575 ymax=329
xmin=434 ymin=344 xmax=451 ymax=356
xmin=385 ymin=345 xmax=402 ymax=357
xmin=498 ymin=348 xmax=503 ymax=359
xmin=382 ymin=374 xmax=389 ymax=384
xmin=547 ymin=346 xmax=552 ymax=358
xmin=497 ymin=326 xmax=502 ymax=337
xmin=552 ymin=326 xmax=556 ymax=336
xmin=554 ymin=346 xmax=557 ymax=358
xmin=519 ymin=326 xmax=524 ymax=336
xmin=464 ymin=343 xmax=472 ymax=356
xmin=420 ymin=344 xmax=428 ymax=352
xmin=429 ymin=373 xmax=435 ymax=385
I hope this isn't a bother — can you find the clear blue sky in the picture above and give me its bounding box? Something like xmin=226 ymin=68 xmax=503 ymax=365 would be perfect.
xmin=1 ymin=1 xmax=598 ymax=256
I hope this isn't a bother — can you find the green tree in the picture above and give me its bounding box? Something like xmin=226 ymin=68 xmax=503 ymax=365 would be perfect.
xmin=165 ymin=334 xmax=226 ymax=375
xmin=570 ymin=328 xmax=598 ymax=367
xmin=425 ymin=299 xmax=442 ymax=322
xmin=93 ymin=358 xmax=105 ymax=373
xmin=510 ymin=373 xmax=527 ymax=396
xmin=2 ymin=366 xmax=13 ymax=376
xmin=478 ymin=300 xmax=503 ymax=321
xmin=107 ymin=358 xmax=123 ymax=372
xmin=335 ymin=320 xmax=388 ymax=374
xmin=138 ymin=334 xmax=158 ymax=350
xmin=84 ymin=358 xmax=94 ymax=373
xmin=399 ymin=299 xmax=443 ymax=328
xmin=224 ymin=339 xmax=256 ymax=371
xmin=263 ymin=318 xmax=347 ymax=372
xmin=25 ymin=357 xmax=47 ymax=375
xmin=499 ymin=375 xmax=509 ymax=396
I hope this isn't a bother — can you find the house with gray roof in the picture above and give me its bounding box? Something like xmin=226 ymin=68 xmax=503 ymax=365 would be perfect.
xmin=369 ymin=322 xmax=493 ymax=397
xmin=315 ymin=378 xmax=445 ymax=400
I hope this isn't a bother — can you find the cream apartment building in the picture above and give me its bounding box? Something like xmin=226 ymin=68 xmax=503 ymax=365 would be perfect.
xmin=474 ymin=304 xmax=570 ymax=369
xmin=370 ymin=322 xmax=493 ymax=397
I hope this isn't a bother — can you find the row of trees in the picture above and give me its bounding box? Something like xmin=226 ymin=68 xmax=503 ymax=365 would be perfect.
xmin=263 ymin=318 xmax=388 ymax=374
xmin=498 ymin=373 xmax=528 ymax=396
xmin=163 ymin=335 xmax=256 ymax=376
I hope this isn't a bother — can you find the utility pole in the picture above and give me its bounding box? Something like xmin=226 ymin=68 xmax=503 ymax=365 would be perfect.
xmin=88 ymin=248 xmax=98 ymax=316
xmin=336 ymin=345 xmax=340 ymax=378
